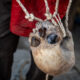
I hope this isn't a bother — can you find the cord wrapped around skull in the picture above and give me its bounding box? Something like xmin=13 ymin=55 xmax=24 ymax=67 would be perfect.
xmin=29 ymin=21 xmax=75 ymax=76
xmin=17 ymin=0 xmax=75 ymax=76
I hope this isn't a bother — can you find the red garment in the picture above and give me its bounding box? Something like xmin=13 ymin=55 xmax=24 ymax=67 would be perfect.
xmin=10 ymin=0 xmax=69 ymax=37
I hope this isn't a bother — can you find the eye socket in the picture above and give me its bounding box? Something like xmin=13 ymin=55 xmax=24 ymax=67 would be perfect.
xmin=31 ymin=37 xmax=41 ymax=47
xmin=47 ymin=33 xmax=58 ymax=44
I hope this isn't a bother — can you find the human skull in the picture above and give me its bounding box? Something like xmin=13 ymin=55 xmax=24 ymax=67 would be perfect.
xmin=29 ymin=21 xmax=75 ymax=76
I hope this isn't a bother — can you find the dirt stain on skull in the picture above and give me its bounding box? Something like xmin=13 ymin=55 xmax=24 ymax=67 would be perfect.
xmin=31 ymin=36 xmax=41 ymax=47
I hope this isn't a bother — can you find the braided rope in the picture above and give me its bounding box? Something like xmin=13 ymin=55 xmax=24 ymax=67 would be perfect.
xmin=16 ymin=0 xmax=43 ymax=22
xmin=16 ymin=0 xmax=71 ymax=38
xmin=44 ymin=0 xmax=50 ymax=14
xmin=44 ymin=0 xmax=58 ymax=26
xmin=55 ymin=0 xmax=59 ymax=14
xmin=44 ymin=0 xmax=52 ymax=20
xmin=44 ymin=0 xmax=66 ymax=37
xmin=52 ymin=0 xmax=66 ymax=37
xmin=55 ymin=14 xmax=66 ymax=37
xmin=65 ymin=0 xmax=72 ymax=29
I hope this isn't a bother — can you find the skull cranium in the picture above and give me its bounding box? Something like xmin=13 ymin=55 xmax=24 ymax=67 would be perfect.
xmin=29 ymin=21 xmax=75 ymax=76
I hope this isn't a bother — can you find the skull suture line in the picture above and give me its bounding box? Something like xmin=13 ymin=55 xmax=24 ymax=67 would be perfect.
xmin=17 ymin=0 xmax=75 ymax=76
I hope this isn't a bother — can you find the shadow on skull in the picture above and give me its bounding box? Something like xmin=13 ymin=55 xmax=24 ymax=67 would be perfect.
xmin=29 ymin=21 xmax=75 ymax=76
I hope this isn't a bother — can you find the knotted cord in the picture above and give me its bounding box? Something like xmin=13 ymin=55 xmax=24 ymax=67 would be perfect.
xmin=16 ymin=0 xmax=71 ymax=38
xmin=65 ymin=0 xmax=72 ymax=30
xmin=16 ymin=0 xmax=43 ymax=22
xmin=55 ymin=0 xmax=59 ymax=13
xmin=44 ymin=0 xmax=52 ymax=20
xmin=44 ymin=0 xmax=66 ymax=37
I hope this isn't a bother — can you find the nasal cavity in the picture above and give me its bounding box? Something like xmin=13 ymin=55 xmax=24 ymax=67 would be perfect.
xmin=39 ymin=27 xmax=46 ymax=38
xmin=47 ymin=33 xmax=58 ymax=44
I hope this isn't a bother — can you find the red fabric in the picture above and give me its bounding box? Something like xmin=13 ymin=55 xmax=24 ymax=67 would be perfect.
xmin=10 ymin=0 xmax=69 ymax=37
